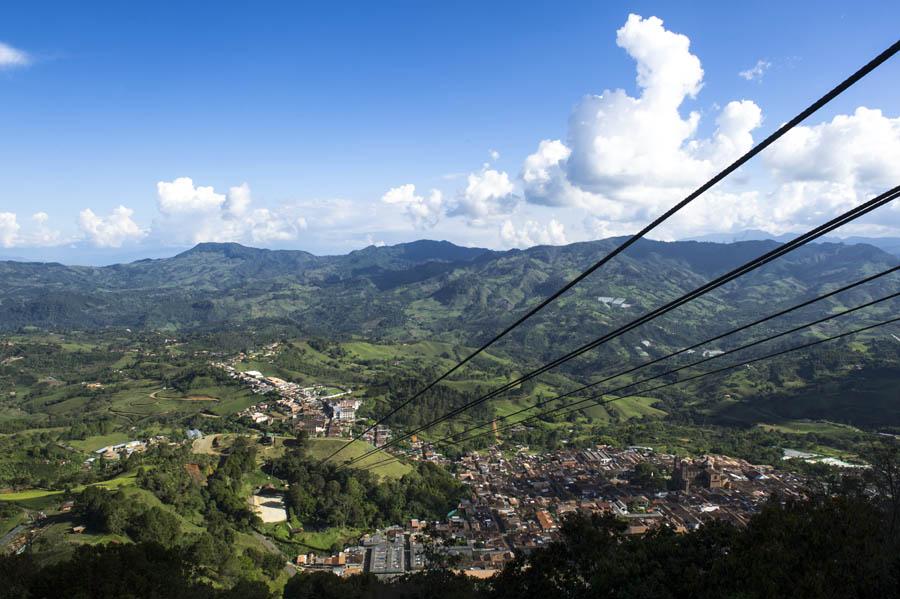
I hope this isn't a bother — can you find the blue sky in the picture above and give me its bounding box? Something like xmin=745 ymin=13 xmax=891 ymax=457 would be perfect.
xmin=1 ymin=1 xmax=899 ymax=263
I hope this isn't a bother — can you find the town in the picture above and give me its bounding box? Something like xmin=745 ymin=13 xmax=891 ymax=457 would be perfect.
xmin=207 ymin=346 xmax=825 ymax=580
xmin=296 ymin=443 xmax=813 ymax=579
xmin=212 ymin=348 xmax=392 ymax=447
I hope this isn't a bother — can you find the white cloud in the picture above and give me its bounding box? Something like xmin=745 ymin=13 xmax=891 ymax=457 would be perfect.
xmin=489 ymin=149 xmax=500 ymax=161
xmin=0 ymin=42 xmax=30 ymax=69
xmin=0 ymin=212 xmax=67 ymax=248
xmin=500 ymin=218 xmax=567 ymax=248
xmin=28 ymin=212 xmax=63 ymax=246
xmin=765 ymin=107 xmax=900 ymax=190
xmin=739 ymin=59 xmax=771 ymax=81
xmin=0 ymin=213 xmax=20 ymax=247
xmin=451 ymin=168 xmax=518 ymax=225
xmin=364 ymin=234 xmax=386 ymax=247
xmin=514 ymin=14 xmax=898 ymax=239
xmin=755 ymin=106 xmax=900 ymax=233
xmin=520 ymin=14 xmax=764 ymax=238
xmin=154 ymin=178 xmax=307 ymax=245
xmin=245 ymin=208 xmax=303 ymax=243
xmin=79 ymin=206 xmax=146 ymax=248
xmin=156 ymin=177 xmax=226 ymax=215
xmin=521 ymin=139 xmax=572 ymax=205
xmin=223 ymin=183 xmax=252 ymax=217
xmin=381 ymin=183 xmax=445 ymax=228
xmin=563 ymin=14 xmax=761 ymax=199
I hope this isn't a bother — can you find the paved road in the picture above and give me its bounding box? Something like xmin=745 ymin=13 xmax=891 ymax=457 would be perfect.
xmin=0 ymin=524 xmax=27 ymax=551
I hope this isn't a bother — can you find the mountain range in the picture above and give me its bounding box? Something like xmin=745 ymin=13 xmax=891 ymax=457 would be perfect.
xmin=2 ymin=237 xmax=899 ymax=428
xmin=1 ymin=232 xmax=898 ymax=267
xmin=2 ymin=238 xmax=897 ymax=351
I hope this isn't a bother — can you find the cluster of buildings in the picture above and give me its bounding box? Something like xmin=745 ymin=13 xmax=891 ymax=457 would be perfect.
xmin=451 ymin=446 xmax=808 ymax=542
xmin=304 ymin=444 xmax=811 ymax=579
xmin=296 ymin=528 xmax=423 ymax=578
xmin=297 ymin=524 xmax=507 ymax=580
xmin=362 ymin=424 xmax=393 ymax=448
xmin=597 ymin=296 xmax=632 ymax=309
xmin=84 ymin=436 xmax=169 ymax=464
xmin=212 ymin=352 xmax=373 ymax=440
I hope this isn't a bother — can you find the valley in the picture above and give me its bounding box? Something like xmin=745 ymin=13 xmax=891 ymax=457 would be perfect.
xmin=0 ymin=238 xmax=897 ymax=595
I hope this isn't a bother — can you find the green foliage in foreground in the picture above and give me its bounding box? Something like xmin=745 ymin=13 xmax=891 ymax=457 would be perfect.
xmin=283 ymin=494 xmax=900 ymax=599
xmin=4 ymin=443 xmax=900 ymax=599
xmin=3 ymin=491 xmax=897 ymax=599
xmin=287 ymin=443 xmax=900 ymax=599
xmin=0 ymin=542 xmax=273 ymax=599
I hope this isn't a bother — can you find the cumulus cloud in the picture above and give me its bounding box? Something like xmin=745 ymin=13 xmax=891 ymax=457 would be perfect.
xmin=28 ymin=212 xmax=63 ymax=246
xmin=381 ymin=184 xmax=445 ymax=228
xmin=754 ymin=107 xmax=900 ymax=232
xmin=0 ymin=42 xmax=30 ymax=69
xmin=500 ymin=218 xmax=567 ymax=248
xmin=521 ymin=139 xmax=572 ymax=205
xmin=520 ymin=14 xmax=765 ymax=238
xmin=765 ymin=107 xmax=900 ymax=190
xmin=223 ymin=182 xmax=252 ymax=217
xmin=0 ymin=213 xmax=20 ymax=247
xmin=0 ymin=212 xmax=68 ymax=248
xmin=514 ymin=13 xmax=900 ymax=239
xmin=153 ymin=178 xmax=307 ymax=245
xmin=451 ymin=168 xmax=518 ymax=225
xmin=79 ymin=206 xmax=146 ymax=248
xmin=156 ymin=177 xmax=226 ymax=214
xmin=489 ymin=149 xmax=500 ymax=161
xmin=365 ymin=234 xmax=386 ymax=248
xmin=246 ymin=208 xmax=305 ymax=243
xmin=564 ymin=15 xmax=761 ymax=198
xmin=739 ymin=60 xmax=771 ymax=81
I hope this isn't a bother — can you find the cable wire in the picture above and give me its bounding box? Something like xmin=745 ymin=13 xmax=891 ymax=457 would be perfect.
xmin=436 ymin=265 xmax=900 ymax=443
xmin=341 ymin=185 xmax=900 ymax=468
xmin=358 ymin=311 xmax=900 ymax=471
xmin=322 ymin=39 xmax=900 ymax=464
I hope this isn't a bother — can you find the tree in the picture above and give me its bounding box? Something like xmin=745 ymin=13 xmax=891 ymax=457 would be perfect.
xmin=128 ymin=506 xmax=181 ymax=548
xmin=864 ymin=439 xmax=900 ymax=536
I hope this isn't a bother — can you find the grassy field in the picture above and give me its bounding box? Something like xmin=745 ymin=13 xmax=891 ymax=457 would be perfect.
xmin=69 ymin=432 xmax=133 ymax=452
xmin=757 ymin=420 xmax=864 ymax=436
xmin=607 ymin=396 xmax=668 ymax=420
xmin=0 ymin=471 xmax=140 ymax=507
xmin=276 ymin=525 xmax=360 ymax=552
xmin=305 ymin=438 xmax=411 ymax=480
xmin=343 ymin=340 xmax=458 ymax=363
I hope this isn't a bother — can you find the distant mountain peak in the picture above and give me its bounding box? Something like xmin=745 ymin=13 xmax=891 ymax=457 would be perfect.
xmin=180 ymin=242 xmax=257 ymax=255
xmin=347 ymin=239 xmax=494 ymax=264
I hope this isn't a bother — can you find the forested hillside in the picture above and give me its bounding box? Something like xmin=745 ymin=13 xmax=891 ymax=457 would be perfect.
xmin=3 ymin=238 xmax=897 ymax=432
xmin=1 ymin=239 xmax=895 ymax=349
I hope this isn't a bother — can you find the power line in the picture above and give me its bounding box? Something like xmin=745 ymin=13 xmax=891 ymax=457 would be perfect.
xmin=354 ymin=287 xmax=899 ymax=470
xmin=450 ymin=292 xmax=899 ymax=446
xmin=358 ymin=311 xmax=900 ymax=472
xmin=321 ymin=40 xmax=900 ymax=464
xmin=347 ymin=266 xmax=897 ymax=460
xmin=435 ymin=266 xmax=900 ymax=443
xmin=340 ymin=185 xmax=900 ymax=468
xmin=345 ymin=184 xmax=899 ymax=464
